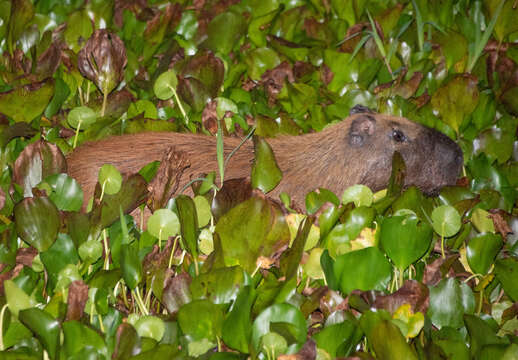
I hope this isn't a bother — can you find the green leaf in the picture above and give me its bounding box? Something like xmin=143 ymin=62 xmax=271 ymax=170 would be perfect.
xmin=120 ymin=244 xmax=142 ymax=290
xmin=280 ymin=216 xmax=314 ymax=280
xmin=0 ymin=79 xmax=54 ymax=122
xmin=327 ymin=247 xmax=392 ymax=294
xmin=45 ymin=77 xmax=71 ymax=118
xmin=245 ymin=47 xmax=281 ymax=80
xmin=251 ymin=303 xmax=307 ymax=352
xmin=98 ymin=164 xmax=123 ymax=196
xmin=466 ymin=233 xmax=503 ymax=274
xmin=324 ymin=206 xmax=375 ymax=258
xmin=251 ymin=137 xmax=282 ymax=194
xmin=63 ymin=320 xmax=108 ymax=358
xmin=222 ymin=285 xmax=256 ymax=353
xmin=67 ymin=106 xmax=97 ymax=130
xmin=431 ymin=75 xmax=479 ymax=133
xmin=215 ymin=97 xmax=238 ymax=119
xmin=18 ymin=308 xmax=60 ymax=359
xmin=15 ymin=197 xmax=60 ymax=252
xmin=175 ymin=195 xmax=199 ymax=260
xmin=261 ymin=332 xmax=287 ymax=357
xmin=464 ymin=314 xmax=509 ymax=357
xmin=380 ymin=215 xmax=433 ymax=270
xmin=127 ymin=99 xmax=158 ymax=119
xmin=495 ymin=257 xmax=518 ymax=302
xmin=64 ymin=10 xmax=93 ymax=52
xmin=4 ymin=279 xmax=36 ymax=317
xmin=215 ymin=197 xmax=290 ymax=273
xmin=368 ymin=320 xmax=418 ymax=360
xmin=42 ymin=173 xmax=83 ymax=212
xmin=147 ymin=209 xmax=180 ymax=242
xmin=6 ymin=0 xmax=34 ymax=55
xmin=194 ymin=195 xmax=211 ymax=227
xmin=78 ymin=239 xmax=103 ymax=265
xmin=40 ymin=233 xmax=80 ymax=291
xmin=428 ymin=278 xmax=465 ymax=329
xmin=313 ymin=320 xmax=362 ymax=358
xmin=177 ymin=299 xmax=224 ymax=342
xmin=190 ymin=266 xmax=245 ymax=304
xmin=342 ymin=185 xmax=373 ymax=207
xmin=471 ymin=208 xmax=495 ymax=233
xmin=154 ymin=70 xmax=178 ymax=100
xmin=134 ymin=316 xmax=165 ymax=342
xmin=431 ymin=205 xmax=461 ymax=237
xmin=203 ymin=11 xmax=246 ymax=54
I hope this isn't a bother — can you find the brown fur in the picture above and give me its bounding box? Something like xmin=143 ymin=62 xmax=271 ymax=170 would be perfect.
xmin=66 ymin=113 xmax=463 ymax=207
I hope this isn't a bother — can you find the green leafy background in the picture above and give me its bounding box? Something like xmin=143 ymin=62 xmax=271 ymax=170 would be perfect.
xmin=1 ymin=0 xmax=518 ymax=358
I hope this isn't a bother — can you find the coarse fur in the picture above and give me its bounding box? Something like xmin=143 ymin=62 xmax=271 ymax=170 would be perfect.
xmin=66 ymin=112 xmax=463 ymax=207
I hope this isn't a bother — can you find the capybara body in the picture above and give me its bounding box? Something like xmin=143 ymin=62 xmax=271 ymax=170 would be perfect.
xmin=66 ymin=112 xmax=463 ymax=207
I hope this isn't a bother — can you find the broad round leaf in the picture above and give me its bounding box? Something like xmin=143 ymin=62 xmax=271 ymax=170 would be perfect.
xmin=261 ymin=332 xmax=287 ymax=357
xmin=134 ymin=316 xmax=165 ymax=342
xmin=67 ymin=106 xmax=97 ymax=129
xmin=15 ymin=197 xmax=60 ymax=251
xmin=431 ymin=205 xmax=461 ymax=237
xmin=342 ymin=184 xmax=373 ymax=207
xmin=98 ymin=164 xmax=123 ymax=195
xmin=154 ymin=70 xmax=178 ymax=100
xmin=380 ymin=215 xmax=433 ymax=270
xmin=147 ymin=209 xmax=180 ymax=240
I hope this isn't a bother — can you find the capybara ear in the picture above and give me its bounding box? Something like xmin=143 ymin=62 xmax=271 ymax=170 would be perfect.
xmin=348 ymin=114 xmax=376 ymax=147
xmin=349 ymin=104 xmax=376 ymax=115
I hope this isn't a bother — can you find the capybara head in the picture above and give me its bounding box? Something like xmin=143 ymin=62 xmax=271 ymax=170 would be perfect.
xmin=342 ymin=111 xmax=463 ymax=195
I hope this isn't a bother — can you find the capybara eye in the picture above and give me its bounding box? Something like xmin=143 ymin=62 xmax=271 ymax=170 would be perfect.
xmin=391 ymin=129 xmax=406 ymax=142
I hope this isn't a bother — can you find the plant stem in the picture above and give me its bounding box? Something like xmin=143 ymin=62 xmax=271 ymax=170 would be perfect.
xmin=133 ymin=287 xmax=149 ymax=316
xmin=101 ymin=87 xmax=108 ymax=117
xmin=169 ymin=85 xmax=189 ymax=124
xmin=0 ymin=304 xmax=7 ymax=350
xmin=168 ymin=236 xmax=178 ymax=269
xmin=103 ymin=229 xmax=110 ymax=270
xmin=73 ymin=121 xmax=81 ymax=149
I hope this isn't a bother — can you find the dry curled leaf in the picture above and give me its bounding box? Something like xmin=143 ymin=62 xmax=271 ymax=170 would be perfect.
xmin=489 ymin=210 xmax=513 ymax=239
xmin=147 ymin=147 xmax=190 ymax=211
xmin=78 ymin=29 xmax=127 ymax=94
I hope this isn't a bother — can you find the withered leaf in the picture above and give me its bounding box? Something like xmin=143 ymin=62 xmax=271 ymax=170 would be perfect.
xmin=147 ymin=147 xmax=190 ymax=211
xmin=13 ymin=140 xmax=67 ymax=197
xmin=78 ymin=29 xmax=127 ymax=94
xmin=66 ymin=280 xmax=89 ymax=321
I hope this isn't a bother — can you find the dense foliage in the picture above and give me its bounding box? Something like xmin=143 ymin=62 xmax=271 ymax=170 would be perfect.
xmin=1 ymin=0 xmax=518 ymax=358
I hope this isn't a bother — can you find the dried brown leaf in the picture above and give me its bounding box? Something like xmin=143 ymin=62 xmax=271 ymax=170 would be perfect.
xmin=66 ymin=280 xmax=89 ymax=321
xmin=374 ymin=280 xmax=429 ymax=314
xmin=147 ymin=147 xmax=190 ymax=211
